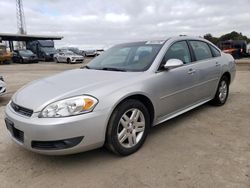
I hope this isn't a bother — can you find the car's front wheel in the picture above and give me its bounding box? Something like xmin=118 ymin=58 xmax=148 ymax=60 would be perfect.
xmin=106 ymin=99 xmax=150 ymax=156
xmin=54 ymin=57 xmax=59 ymax=63
xmin=211 ymin=75 xmax=229 ymax=106
xmin=67 ymin=58 xmax=71 ymax=64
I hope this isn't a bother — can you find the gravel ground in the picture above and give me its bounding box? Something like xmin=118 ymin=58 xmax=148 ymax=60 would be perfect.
xmin=0 ymin=62 xmax=249 ymax=188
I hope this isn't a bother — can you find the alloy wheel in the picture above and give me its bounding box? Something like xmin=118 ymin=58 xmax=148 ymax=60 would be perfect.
xmin=218 ymin=80 xmax=228 ymax=102
xmin=117 ymin=108 xmax=145 ymax=148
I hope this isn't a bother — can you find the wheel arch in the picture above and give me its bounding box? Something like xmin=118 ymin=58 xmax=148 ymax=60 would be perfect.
xmin=222 ymin=71 xmax=231 ymax=84
xmin=107 ymin=93 xmax=155 ymax=127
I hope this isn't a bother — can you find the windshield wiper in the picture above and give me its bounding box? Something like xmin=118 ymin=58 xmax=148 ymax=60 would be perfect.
xmin=101 ymin=67 xmax=127 ymax=72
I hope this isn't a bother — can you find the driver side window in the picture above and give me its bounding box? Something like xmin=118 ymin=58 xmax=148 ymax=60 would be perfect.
xmin=164 ymin=41 xmax=191 ymax=65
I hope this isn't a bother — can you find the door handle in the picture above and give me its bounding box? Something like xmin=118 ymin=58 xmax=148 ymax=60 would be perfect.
xmin=188 ymin=68 xmax=196 ymax=74
xmin=215 ymin=62 xmax=220 ymax=67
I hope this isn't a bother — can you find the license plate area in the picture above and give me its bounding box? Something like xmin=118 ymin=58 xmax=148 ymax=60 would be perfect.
xmin=5 ymin=118 xmax=24 ymax=143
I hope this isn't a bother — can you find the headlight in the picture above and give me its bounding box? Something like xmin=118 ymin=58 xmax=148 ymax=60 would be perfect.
xmin=39 ymin=96 xmax=98 ymax=118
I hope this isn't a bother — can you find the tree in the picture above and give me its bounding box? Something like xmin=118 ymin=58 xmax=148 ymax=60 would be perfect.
xmin=203 ymin=33 xmax=219 ymax=45
xmin=219 ymin=31 xmax=250 ymax=42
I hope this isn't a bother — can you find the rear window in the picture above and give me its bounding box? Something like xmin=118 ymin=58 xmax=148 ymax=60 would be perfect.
xmin=209 ymin=45 xmax=221 ymax=57
xmin=190 ymin=41 xmax=213 ymax=61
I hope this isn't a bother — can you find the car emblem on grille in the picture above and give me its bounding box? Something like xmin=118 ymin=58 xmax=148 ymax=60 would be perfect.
xmin=14 ymin=104 xmax=19 ymax=111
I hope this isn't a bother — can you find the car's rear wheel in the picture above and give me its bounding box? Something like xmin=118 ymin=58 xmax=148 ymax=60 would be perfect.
xmin=106 ymin=99 xmax=150 ymax=156
xmin=20 ymin=58 xmax=24 ymax=64
xmin=211 ymin=75 xmax=229 ymax=106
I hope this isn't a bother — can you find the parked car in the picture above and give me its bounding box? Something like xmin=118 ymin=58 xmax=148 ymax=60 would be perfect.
xmin=0 ymin=75 xmax=6 ymax=96
xmin=85 ymin=49 xmax=97 ymax=57
xmin=59 ymin=47 xmax=85 ymax=56
xmin=27 ymin=40 xmax=57 ymax=61
xmin=54 ymin=51 xmax=84 ymax=64
xmin=12 ymin=50 xmax=38 ymax=64
xmin=5 ymin=36 xmax=236 ymax=156
xmin=247 ymin=44 xmax=250 ymax=56
xmin=96 ymin=49 xmax=104 ymax=56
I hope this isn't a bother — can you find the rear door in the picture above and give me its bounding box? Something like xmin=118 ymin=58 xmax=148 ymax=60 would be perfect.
xmin=188 ymin=40 xmax=221 ymax=100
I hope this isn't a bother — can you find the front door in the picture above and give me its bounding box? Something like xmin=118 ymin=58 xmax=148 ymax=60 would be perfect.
xmin=153 ymin=41 xmax=199 ymax=119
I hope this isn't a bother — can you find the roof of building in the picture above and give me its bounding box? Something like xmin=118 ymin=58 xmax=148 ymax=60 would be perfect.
xmin=0 ymin=33 xmax=63 ymax=41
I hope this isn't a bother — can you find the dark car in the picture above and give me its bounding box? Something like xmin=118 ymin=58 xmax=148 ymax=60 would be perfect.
xmin=12 ymin=50 xmax=39 ymax=63
xmin=27 ymin=40 xmax=57 ymax=61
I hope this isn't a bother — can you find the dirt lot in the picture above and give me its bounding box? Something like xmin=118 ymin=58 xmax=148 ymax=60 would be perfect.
xmin=0 ymin=61 xmax=250 ymax=188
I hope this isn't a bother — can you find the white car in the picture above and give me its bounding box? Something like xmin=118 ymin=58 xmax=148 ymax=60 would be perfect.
xmin=84 ymin=49 xmax=97 ymax=57
xmin=54 ymin=51 xmax=84 ymax=64
xmin=0 ymin=76 xmax=6 ymax=96
xmin=247 ymin=44 xmax=250 ymax=55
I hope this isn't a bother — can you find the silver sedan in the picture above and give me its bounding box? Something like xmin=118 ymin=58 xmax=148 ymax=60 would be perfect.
xmin=5 ymin=36 xmax=236 ymax=155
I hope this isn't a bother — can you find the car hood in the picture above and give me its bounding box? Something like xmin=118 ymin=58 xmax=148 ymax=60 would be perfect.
xmin=68 ymin=55 xmax=83 ymax=58
xmin=22 ymin=54 xmax=37 ymax=58
xmin=13 ymin=69 xmax=140 ymax=112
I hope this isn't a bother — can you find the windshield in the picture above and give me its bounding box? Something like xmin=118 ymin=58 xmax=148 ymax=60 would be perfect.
xmin=70 ymin=48 xmax=80 ymax=54
xmin=87 ymin=41 xmax=164 ymax=72
xmin=19 ymin=50 xmax=34 ymax=56
xmin=65 ymin=52 xmax=76 ymax=55
xmin=41 ymin=47 xmax=56 ymax=53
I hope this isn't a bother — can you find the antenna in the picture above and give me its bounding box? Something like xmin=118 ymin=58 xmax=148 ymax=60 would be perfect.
xmin=16 ymin=0 xmax=26 ymax=34
xmin=16 ymin=0 xmax=26 ymax=49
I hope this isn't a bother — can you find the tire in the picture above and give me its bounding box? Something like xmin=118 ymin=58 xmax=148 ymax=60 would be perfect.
xmin=54 ymin=58 xmax=59 ymax=63
xmin=42 ymin=54 xmax=46 ymax=62
xmin=20 ymin=58 xmax=24 ymax=64
xmin=67 ymin=58 xmax=71 ymax=64
xmin=211 ymin=75 xmax=229 ymax=106
xmin=105 ymin=99 xmax=150 ymax=156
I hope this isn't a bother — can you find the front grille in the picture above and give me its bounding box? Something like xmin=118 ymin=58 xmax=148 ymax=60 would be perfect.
xmin=11 ymin=101 xmax=33 ymax=117
xmin=5 ymin=118 xmax=24 ymax=143
xmin=75 ymin=59 xmax=83 ymax=62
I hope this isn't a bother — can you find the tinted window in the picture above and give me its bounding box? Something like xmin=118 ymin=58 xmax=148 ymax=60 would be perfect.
xmin=209 ymin=45 xmax=221 ymax=57
xmin=164 ymin=41 xmax=191 ymax=64
xmin=190 ymin=41 xmax=213 ymax=61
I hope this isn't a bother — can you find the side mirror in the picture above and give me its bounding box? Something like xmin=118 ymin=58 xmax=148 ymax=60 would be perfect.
xmin=164 ymin=59 xmax=184 ymax=69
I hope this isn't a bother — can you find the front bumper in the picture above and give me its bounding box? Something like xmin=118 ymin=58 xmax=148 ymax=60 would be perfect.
xmin=5 ymin=102 xmax=110 ymax=155
xmin=44 ymin=54 xmax=55 ymax=61
xmin=23 ymin=58 xmax=39 ymax=63
xmin=0 ymin=81 xmax=6 ymax=96
xmin=71 ymin=58 xmax=84 ymax=63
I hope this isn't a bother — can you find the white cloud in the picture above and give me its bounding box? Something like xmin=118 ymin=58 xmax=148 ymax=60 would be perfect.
xmin=105 ymin=13 xmax=130 ymax=23
xmin=0 ymin=0 xmax=250 ymax=49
